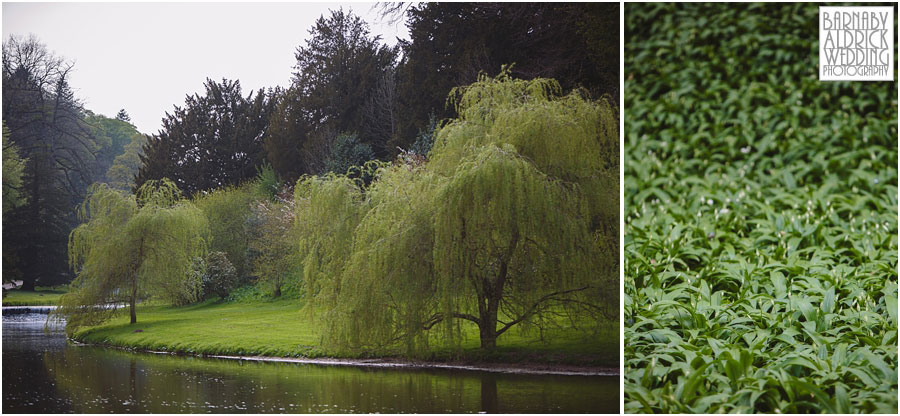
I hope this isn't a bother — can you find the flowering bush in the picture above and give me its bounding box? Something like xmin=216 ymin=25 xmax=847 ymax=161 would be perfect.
xmin=201 ymin=251 xmax=239 ymax=299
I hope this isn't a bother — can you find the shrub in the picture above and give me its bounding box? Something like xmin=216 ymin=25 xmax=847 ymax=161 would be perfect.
xmin=224 ymin=283 xmax=269 ymax=303
xmin=194 ymin=184 xmax=254 ymax=285
xmin=323 ymin=132 xmax=376 ymax=175
xmin=253 ymin=162 xmax=280 ymax=201
xmin=408 ymin=114 xmax=438 ymax=158
xmin=201 ymin=251 xmax=239 ymax=299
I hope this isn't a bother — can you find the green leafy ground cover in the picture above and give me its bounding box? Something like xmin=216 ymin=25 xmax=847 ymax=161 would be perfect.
xmin=2 ymin=287 xmax=67 ymax=306
xmin=70 ymin=299 xmax=617 ymax=368
xmin=625 ymin=3 xmax=898 ymax=413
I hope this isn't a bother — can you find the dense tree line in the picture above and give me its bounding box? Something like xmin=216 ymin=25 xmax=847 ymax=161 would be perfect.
xmin=138 ymin=4 xmax=618 ymax=192
xmin=2 ymin=35 xmax=142 ymax=289
xmin=58 ymin=72 xmax=619 ymax=353
xmin=104 ymin=129 xmax=148 ymax=193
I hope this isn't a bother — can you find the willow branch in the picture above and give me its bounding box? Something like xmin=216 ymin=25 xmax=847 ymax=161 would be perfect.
xmin=496 ymin=285 xmax=592 ymax=337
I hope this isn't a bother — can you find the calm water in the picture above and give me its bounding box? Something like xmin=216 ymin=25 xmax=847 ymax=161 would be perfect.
xmin=2 ymin=309 xmax=618 ymax=413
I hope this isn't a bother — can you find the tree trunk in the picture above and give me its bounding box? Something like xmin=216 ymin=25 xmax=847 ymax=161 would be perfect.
xmin=479 ymin=320 xmax=498 ymax=350
xmin=478 ymin=249 xmax=512 ymax=350
xmin=479 ymin=294 xmax=501 ymax=350
xmin=131 ymin=238 xmax=144 ymax=325
xmin=130 ymin=276 xmax=137 ymax=324
xmin=22 ymin=160 xmax=41 ymax=294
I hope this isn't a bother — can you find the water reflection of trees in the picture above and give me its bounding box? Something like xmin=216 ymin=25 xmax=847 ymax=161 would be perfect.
xmin=44 ymin=346 xmax=615 ymax=412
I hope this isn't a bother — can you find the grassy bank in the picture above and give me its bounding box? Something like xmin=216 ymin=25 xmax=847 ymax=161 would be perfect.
xmin=2 ymin=287 xmax=67 ymax=306
xmin=71 ymin=298 xmax=617 ymax=368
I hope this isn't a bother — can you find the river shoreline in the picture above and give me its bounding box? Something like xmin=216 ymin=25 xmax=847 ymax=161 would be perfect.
xmin=8 ymin=302 xmax=618 ymax=377
xmin=70 ymin=339 xmax=618 ymax=377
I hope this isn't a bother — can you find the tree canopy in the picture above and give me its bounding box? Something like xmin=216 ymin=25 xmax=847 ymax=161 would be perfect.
xmin=115 ymin=109 xmax=131 ymax=123
xmin=104 ymin=132 xmax=148 ymax=193
xmin=295 ymin=173 xmax=366 ymax=322
xmin=86 ymin=112 xmax=144 ymax=186
xmin=135 ymin=78 xmax=276 ymax=197
xmin=248 ymin=191 xmax=299 ymax=298
xmin=292 ymin=8 xmax=398 ymax=156
xmin=323 ymin=132 xmax=376 ymax=176
xmin=264 ymin=86 xmax=309 ymax=180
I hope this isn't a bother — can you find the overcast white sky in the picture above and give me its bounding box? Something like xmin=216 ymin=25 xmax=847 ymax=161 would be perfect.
xmin=2 ymin=2 xmax=410 ymax=135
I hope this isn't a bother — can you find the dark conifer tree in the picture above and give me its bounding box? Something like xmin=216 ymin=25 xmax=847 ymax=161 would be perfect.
xmin=264 ymin=87 xmax=310 ymax=181
xmin=115 ymin=109 xmax=131 ymax=123
xmin=266 ymin=8 xmax=398 ymax=178
xmin=135 ymin=78 xmax=275 ymax=197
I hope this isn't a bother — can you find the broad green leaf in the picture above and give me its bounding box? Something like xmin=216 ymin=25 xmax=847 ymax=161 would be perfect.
xmin=822 ymin=287 xmax=835 ymax=315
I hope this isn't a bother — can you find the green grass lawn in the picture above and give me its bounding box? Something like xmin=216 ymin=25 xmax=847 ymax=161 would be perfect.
xmin=72 ymin=298 xmax=617 ymax=368
xmin=2 ymin=287 xmax=67 ymax=306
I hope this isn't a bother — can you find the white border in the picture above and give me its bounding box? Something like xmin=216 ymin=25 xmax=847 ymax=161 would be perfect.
xmin=619 ymin=1 xmax=626 ymax=413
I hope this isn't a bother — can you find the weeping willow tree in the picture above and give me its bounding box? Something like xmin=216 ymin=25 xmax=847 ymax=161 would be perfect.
xmin=300 ymin=70 xmax=618 ymax=353
xmin=56 ymin=179 xmax=208 ymax=334
xmin=435 ymin=143 xmax=610 ymax=349
xmin=427 ymin=70 xmax=619 ymax=349
xmin=295 ymin=173 xmax=367 ymax=327
xmin=322 ymin=163 xmax=440 ymax=353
